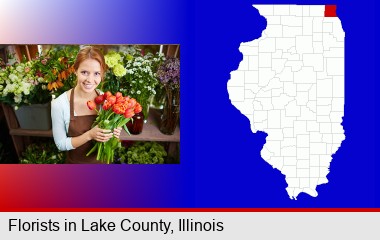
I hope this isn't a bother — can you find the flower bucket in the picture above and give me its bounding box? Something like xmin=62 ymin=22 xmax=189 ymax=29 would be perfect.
xmin=14 ymin=103 xmax=52 ymax=130
xmin=160 ymin=85 xmax=179 ymax=135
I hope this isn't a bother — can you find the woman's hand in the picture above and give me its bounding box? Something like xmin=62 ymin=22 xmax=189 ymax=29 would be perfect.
xmin=113 ymin=127 xmax=122 ymax=139
xmin=87 ymin=125 xmax=113 ymax=142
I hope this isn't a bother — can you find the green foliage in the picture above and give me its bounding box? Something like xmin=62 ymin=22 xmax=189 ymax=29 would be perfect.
xmin=0 ymin=45 xmax=78 ymax=107
xmin=116 ymin=142 xmax=167 ymax=164
xmin=20 ymin=141 xmax=65 ymax=164
xmin=101 ymin=46 xmax=165 ymax=118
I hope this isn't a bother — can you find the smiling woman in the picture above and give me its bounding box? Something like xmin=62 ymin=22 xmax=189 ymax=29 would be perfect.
xmin=51 ymin=46 xmax=122 ymax=164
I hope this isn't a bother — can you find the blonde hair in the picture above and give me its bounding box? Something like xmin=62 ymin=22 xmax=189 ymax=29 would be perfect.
xmin=73 ymin=46 xmax=107 ymax=79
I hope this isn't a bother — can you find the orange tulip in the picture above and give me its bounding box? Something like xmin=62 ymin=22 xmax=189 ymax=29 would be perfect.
xmin=103 ymin=101 xmax=113 ymax=110
xmin=124 ymin=109 xmax=135 ymax=119
xmin=128 ymin=98 xmax=137 ymax=108
xmin=134 ymin=103 xmax=142 ymax=113
xmin=115 ymin=92 xmax=123 ymax=99
xmin=113 ymin=103 xmax=127 ymax=114
xmin=104 ymin=91 xmax=112 ymax=99
xmin=87 ymin=101 xmax=96 ymax=110
xmin=116 ymin=96 xmax=126 ymax=104
xmin=107 ymin=96 xmax=116 ymax=105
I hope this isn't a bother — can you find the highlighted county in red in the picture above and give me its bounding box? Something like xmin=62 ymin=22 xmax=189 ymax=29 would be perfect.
xmin=325 ymin=5 xmax=337 ymax=17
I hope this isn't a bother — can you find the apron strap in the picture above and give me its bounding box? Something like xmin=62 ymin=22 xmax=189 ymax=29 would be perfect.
xmin=70 ymin=88 xmax=99 ymax=120
xmin=70 ymin=88 xmax=75 ymax=121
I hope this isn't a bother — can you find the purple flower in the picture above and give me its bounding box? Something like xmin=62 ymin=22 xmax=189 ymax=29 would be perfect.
xmin=156 ymin=57 xmax=180 ymax=85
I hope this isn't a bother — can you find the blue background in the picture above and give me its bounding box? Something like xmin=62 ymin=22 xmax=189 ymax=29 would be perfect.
xmin=194 ymin=0 xmax=378 ymax=207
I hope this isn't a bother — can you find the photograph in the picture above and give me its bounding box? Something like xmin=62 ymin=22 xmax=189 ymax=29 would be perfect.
xmin=0 ymin=44 xmax=180 ymax=164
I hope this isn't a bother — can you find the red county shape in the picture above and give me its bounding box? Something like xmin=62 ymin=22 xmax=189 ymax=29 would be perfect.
xmin=325 ymin=5 xmax=337 ymax=17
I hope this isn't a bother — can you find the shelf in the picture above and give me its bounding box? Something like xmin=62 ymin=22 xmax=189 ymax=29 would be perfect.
xmin=1 ymin=103 xmax=179 ymax=158
xmin=9 ymin=128 xmax=52 ymax=137
xmin=120 ymin=108 xmax=180 ymax=142
xmin=4 ymin=104 xmax=179 ymax=142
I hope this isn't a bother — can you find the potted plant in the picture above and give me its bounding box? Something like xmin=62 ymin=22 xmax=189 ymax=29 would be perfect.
xmin=115 ymin=141 xmax=167 ymax=164
xmin=20 ymin=140 xmax=65 ymax=164
xmin=0 ymin=46 xmax=78 ymax=130
xmin=156 ymin=57 xmax=180 ymax=135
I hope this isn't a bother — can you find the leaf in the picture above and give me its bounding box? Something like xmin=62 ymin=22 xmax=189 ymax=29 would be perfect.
xmin=97 ymin=143 xmax=103 ymax=161
xmin=123 ymin=125 xmax=131 ymax=136
xmin=86 ymin=143 xmax=98 ymax=156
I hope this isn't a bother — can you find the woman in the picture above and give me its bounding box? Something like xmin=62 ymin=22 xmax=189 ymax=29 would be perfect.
xmin=51 ymin=46 xmax=122 ymax=163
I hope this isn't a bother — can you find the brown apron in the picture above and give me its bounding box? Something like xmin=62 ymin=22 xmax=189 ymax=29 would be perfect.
xmin=66 ymin=89 xmax=101 ymax=164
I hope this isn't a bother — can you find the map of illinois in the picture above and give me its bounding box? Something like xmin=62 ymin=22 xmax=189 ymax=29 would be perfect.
xmin=227 ymin=5 xmax=345 ymax=199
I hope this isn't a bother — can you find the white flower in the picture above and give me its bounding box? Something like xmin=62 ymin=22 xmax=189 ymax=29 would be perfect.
xmin=21 ymin=82 xmax=32 ymax=95
xmin=16 ymin=65 xmax=24 ymax=73
xmin=137 ymin=90 xmax=141 ymax=95
xmin=9 ymin=74 xmax=18 ymax=82
xmin=14 ymin=94 xmax=22 ymax=103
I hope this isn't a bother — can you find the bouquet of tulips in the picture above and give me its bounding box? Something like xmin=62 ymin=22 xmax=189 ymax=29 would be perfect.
xmin=86 ymin=91 xmax=142 ymax=163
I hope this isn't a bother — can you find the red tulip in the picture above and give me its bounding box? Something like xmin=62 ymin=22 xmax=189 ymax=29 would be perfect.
xmin=134 ymin=103 xmax=142 ymax=113
xmin=104 ymin=91 xmax=112 ymax=98
xmin=124 ymin=109 xmax=135 ymax=118
xmin=128 ymin=98 xmax=137 ymax=108
xmin=116 ymin=97 xmax=126 ymax=104
xmin=87 ymin=101 xmax=96 ymax=110
xmin=102 ymin=101 xmax=113 ymax=110
xmin=107 ymin=96 xmax=117 ymax=105
xmin=95 ymin=95 xmax=105 ymax=104
xmin=113 ymin=103 xmax=127 ymax=114
xmin=115 ymin=92 xmax=123 ymax=99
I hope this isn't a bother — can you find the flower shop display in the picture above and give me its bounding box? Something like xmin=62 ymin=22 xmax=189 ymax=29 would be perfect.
xmin=0 ymin=46 xmax=78 ymax=108
xmin=33 ymin=46 xmax=78 ymax=97
xmin=102 ymin=46 xmax=165 ymax=122
xmin=86 ymin=91 xmax=142 ymax=164
xmin=156 ymin=57 xmax=180 ymax=135
xmin=20 ymin=140 xmax=65 ymax=164
xmin=0 ymin=46 xmax=78 ymax=130
xmin=115 ymin=141 xmax=167 ymax=164
xmin=0 ymin=60 xmax=38 ymax=107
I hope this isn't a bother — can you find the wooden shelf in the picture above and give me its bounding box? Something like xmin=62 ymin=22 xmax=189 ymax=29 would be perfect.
xmin=120 ymin=108 xmax=180 ymax=142
xmin=9 ymin=128 xmax=52 ymax=137
xmin=2 ymin=103 xmax=180 ymax=158
xmin=8 ymin=109 xmax=180 ymax=142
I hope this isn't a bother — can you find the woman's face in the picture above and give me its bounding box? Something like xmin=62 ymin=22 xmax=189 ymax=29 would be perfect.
xmin=75 ymin=58 xmax=102 ymax=93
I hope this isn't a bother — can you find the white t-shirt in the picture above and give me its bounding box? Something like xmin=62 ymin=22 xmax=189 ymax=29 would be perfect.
xmin=51 ymin=89 xmax=102 ymax=151
xmin=51 ymin=91 xmax=74 ymax=151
